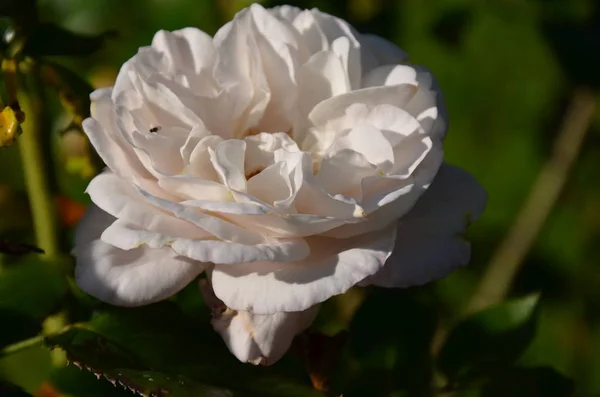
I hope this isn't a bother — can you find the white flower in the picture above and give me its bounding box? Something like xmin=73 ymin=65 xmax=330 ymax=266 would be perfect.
xmin=199 ymin=278 xmax=319 ymax=365
xmin=73 ymin=4 xmax=486 ymax=364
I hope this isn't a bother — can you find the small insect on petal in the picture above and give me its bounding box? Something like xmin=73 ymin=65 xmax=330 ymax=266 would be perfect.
xmin=149 ymin=126 xmax=162 ymax=133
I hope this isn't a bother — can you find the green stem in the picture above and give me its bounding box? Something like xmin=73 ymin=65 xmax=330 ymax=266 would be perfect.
xmin=0 ymin=334 xmax=44 ymax=358
xmin=465 ymin=89 xmax=596 ymax=314
xmin=0 ymin=322 xmax=75 ymax=359
xmin=17 ymin=64 xmax=60 ymax=258
xmin=17 ymin=62 xmax=66 ymax=367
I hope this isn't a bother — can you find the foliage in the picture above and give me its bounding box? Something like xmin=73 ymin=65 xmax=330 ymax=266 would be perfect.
xmin=46 ymin=302 xmax=325 ymax=396
xmin=1 ymin=0 xmax=598 ymax=396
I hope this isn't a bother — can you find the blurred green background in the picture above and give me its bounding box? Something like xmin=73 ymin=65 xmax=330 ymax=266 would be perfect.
xmin=1 ymin=0 xmax=599 ymax=396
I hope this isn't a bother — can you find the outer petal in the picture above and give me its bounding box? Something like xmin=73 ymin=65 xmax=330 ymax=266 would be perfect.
xmin=87 ymin=171 xmax=269 ymax=245
xmin=321 ymin=136 xmax=443 ymax=239
xmin=86 ymin=171 xmax=206 ymax=240
xmin=200 ymin=280 xmax=318 ymax=366
xmin=363 ymin=64 xmax=447 ymax=139
xmin=309 ymin=84 xmax=417 ymax=132
xmin=296 ymin=50 xmax=350 ymax=128
xmin=211 ymin=225 xmax=396 ymax=314
xmin=213 ymin=6 xmax=271 ymax=136
xmin=364 ymin=164 xmax=487 ymax=287
xmin=83 ymin=88 xmax=150 ymax=179
xmin=310 ymin=9 xmax=362 ymax=89
xmin=268 ymin=5 xmax=302 ymax=23
xmin=359 ymin=34 xmax=409 ymax=74
xmin=301 ymin=84 xmax=418 ymax=154
xmin=73 ymin=204 xmax=204 ymax=306
xmin=151 ymin=28 xmax=215 ymax=78
xmin=101 ymin=218 xmax=310 ymax=265
xmin=315 ymin=149 xmax=376 ymax=198
xmin=247 ymin=3 xmax=300 ymax=133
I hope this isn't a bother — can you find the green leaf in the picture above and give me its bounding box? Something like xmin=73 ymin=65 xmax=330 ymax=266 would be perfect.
xmin=46 ymin=302 xmax=325 ymax=397
xmin=480 ymin=366 xmax=575 ymax=397
xmin=47 ymin=326 xmax=238 ymax=397
xmin=41 ymin=60 xmax=94 ymax=121
xmin=0 ymin=345 xmax=52 ymax=394
xmin=169 ymin=278 xmax=211 ymax=322
xmin=23 ymin=23 xmax=115 ymax=57
xmin=51 ymin=365 xmax=133 ymax=397
xmin=438 ymin=294 xmax=541 ymax=381
xmin=0 ymin=259 xmax=68 ymax=348
xmin=345 ymin=289 xmax=436 ymax=395
xmin=0 ymin=380 xmax=33 ymax=397
xmin=0 ymin=259 xmax=68 ymax=320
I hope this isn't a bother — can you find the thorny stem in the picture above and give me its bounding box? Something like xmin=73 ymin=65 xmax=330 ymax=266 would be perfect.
xmin=0 ymin=334 xmax=45 ymax=358
xmin=0 ymin=323 xmax=74 ymax=359
xmin=466 ymin=89 xmax=596 ymax=314
xmin=17 ymin=62 xmax=61 ymax=258
xmin=429 ymin=89 xmax=596 ymax=396
xmin=17 ymin=60 xmax=67 ymax=366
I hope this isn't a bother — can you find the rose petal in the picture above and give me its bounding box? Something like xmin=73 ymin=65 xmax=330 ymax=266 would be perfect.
xmin=309 ymin=84 xmax=417 ymax=129
xmin=132 ymin=178 xmax=275 ymax=245
xmin=246 ymin=162 xmax=292 ymax=207
xmin=87 ymin=172 xmax=270 ymax=246
xmin=159 ymin=177 xmax=230 ymax=202
xmin=322 ymin=143 xmax=443 ymax=238
xmin=363 ymin=64 xmax=446 ymax=139
xmin=244 ymin=132 xmax=299 ymax=178
xmin=200 ymin=279 xmax=318 ymax=365
xmin=364 ymin=164 xmax=487 ymax=287
xmin=316 ymin=149 xmax=377 ymax=198
xmin=83 ymin=88 xmax=150 ymax=179
xmin=151 ymin=28 xmax=215 ymax=78
xmin=327 ymin=124 xmax=394 ymax=170
xmin=211 ymin=225 xmax=396 ymax=314
xmin=360 ymin=104 xmax=423 ymax=146
xmin=311 ymin=10 xmax=362 ymax=89
xmin=185 ymin=135 xmax=223 ymax=179
xmin=296 ymin=50 xmax=350 ymax=131
xmin=213 ymin=7 xmax=270 ymax=135
xmin=101 ymin=218 xmax=310 ymax=265
xmin=210 ymin=139 xmax=247 ymax=192
xmin=362 ymin=64 xmax=421 ymax=88
xmin=211 ymin=150 xmax=365 ymax=238
xmin=86 ymin=171 xmax=205 ymax=240
xmin=269 ymin=5 xmax=303 ymax=24
xmin=304 ymin=84 xmax=418 ymax=154
xmin=73 ymin=204 xmax=204 ymax=306
xmin=359 ymin=34 xmax=408 ymax=74
xmin=247 ymin=4 xmax=299 ymax=132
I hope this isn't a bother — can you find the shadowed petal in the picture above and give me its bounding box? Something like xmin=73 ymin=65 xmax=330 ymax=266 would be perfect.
xmin=211 ymin=225 xmax=396 ymax=314
xmin=73 ymin=204 xmax=205 ymax=306
xmin=363 ymin=164 xmax=487 ymax=287
xmin=200 ymin=279 xmax=319 ymax=365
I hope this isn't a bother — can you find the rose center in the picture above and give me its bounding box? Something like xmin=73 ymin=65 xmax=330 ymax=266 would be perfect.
xmin=241 ymin=126 xmax=261 ymax=138
xmin=245 ymin=168 xmax=264 ymax=180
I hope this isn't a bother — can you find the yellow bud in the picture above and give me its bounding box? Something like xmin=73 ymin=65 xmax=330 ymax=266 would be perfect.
xmin=65 ymin=156 xmax=96 ymax=179
xmin=0 ymin=106 xmax=21 ymax=147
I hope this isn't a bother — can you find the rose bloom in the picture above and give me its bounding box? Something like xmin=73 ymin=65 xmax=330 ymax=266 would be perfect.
xmin=73 ymin=4 xmax=486 ymax=365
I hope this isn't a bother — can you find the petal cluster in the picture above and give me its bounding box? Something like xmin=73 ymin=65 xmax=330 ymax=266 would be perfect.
xmin=74 ymin=4 xmax=486 ymax=364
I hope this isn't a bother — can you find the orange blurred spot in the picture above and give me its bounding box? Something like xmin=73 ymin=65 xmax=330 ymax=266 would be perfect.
xmin=57 ymin=196 xmax=86 ymax=227
xmin=34 ymin=382 xmax=60 ymax=397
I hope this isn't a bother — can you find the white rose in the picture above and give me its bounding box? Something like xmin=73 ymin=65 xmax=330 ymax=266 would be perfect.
xmin=73 ymin=4 xmax=486 ymax=364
